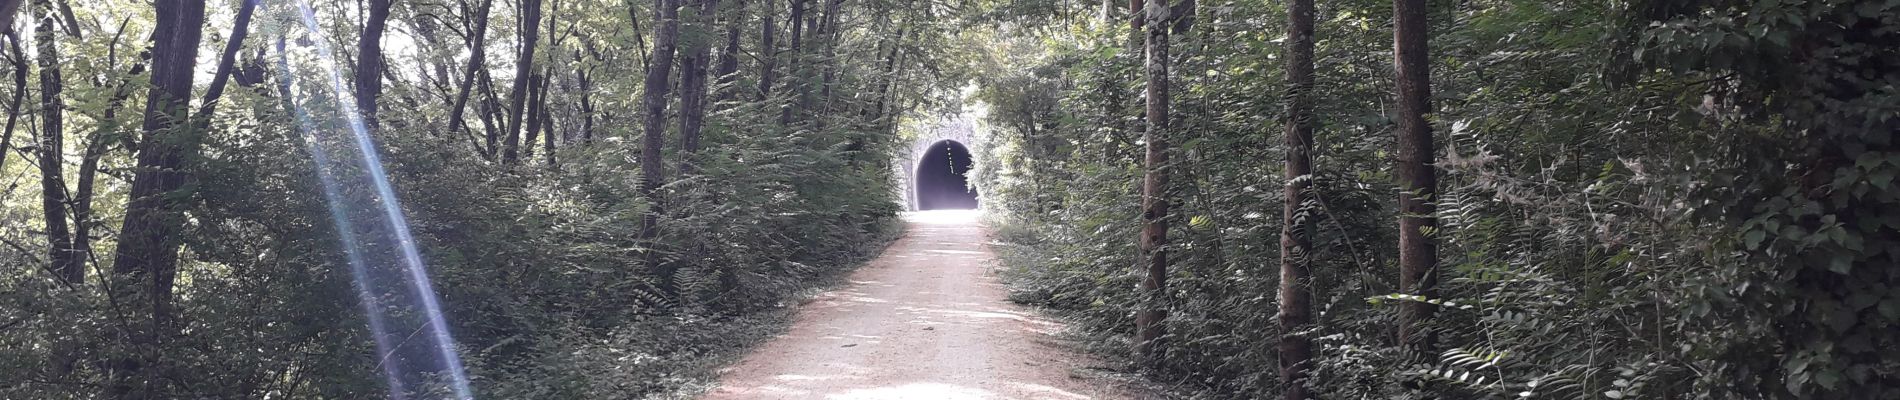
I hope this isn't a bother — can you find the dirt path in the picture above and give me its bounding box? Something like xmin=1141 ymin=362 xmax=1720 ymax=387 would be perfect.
xmin=702 ymin=211 xmax=1136 ymax=400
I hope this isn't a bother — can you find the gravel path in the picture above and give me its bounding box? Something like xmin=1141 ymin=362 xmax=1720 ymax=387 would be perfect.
xmin=702 ymin=211 xmax=1137 ymax=400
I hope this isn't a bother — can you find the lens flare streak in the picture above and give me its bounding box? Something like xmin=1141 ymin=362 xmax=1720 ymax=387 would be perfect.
xmin=278 ymin=1 xmax=474 ymax=398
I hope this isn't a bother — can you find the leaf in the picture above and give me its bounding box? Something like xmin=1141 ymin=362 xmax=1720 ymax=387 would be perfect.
xmin=1816 ymin=370 xmax=1843 ymax=390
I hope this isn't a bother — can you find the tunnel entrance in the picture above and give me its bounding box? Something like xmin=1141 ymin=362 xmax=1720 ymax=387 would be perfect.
xmin=916 ymin=140 xmax=978 ymax=210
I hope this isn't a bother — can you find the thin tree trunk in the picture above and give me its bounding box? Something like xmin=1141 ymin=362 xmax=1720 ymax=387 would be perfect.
xmin=521 ymin=72 xmax=544 ymax=159
xmin=543 ymin=0 xmax=559 ymax=166
xmin=354 ymin=0 xmax=393 ymax=132
xmin=677 ymin=0 xmax=720 ymax=175
xmin=75 ymin=28 xmax=158 ymax=287
xmin=713 ymin=0 xmax=741 ymax=104
xmin=1095 ymin=0 xmax=1124 ymax=163
xmin=49 ymin=0 xmax=75 ymax=37
xmin=188 ymin=0 xmax=257 ymax=137
xmin=541 ymin=81 xmax=555 ymax=166
xmin=848 ymin=23 xmax=903 ymax=168
xmin=1393 ymin=0 xmax=1437 ymax=355
xmin=32 ymin=0 xmax=78 ymax=285
xmin=869 ymin=26 xmax=904 ymax=123
xmin=574 ymin=49 xmax=595 ymax=143
xmin=479 ymin=67 xmax=503 ymax=157
xmin=1132 ymin=0 xmax=1171 ymax=365
xmin=1169 ymin=0 xmax=1194 ymax=34
xmin=638 ymin=0 xmax=681 ymax=242
xmin=1276 ymin=0 xmax=1315 ymax=396
xmin=110 ymin=1 xmax=206 ymax=397
xmin=625 ymin=0 xmax=650 ymax=64
xmin=504 ymin=0 xmax=543 ymax=165
xmin=0 ymin=32 xmax=23 ymax=175
xmin=448 ymin=0 xmax=494 ymax=157
xmin=756 ymin=0 xmax=778 ymax=100
xmin=782 ymin=0 xmax=828 ymax=124
xmin=777 ymin=0 xmax=804 ymax=121
xmin=809 ymin=0 xmax=842 ymax=113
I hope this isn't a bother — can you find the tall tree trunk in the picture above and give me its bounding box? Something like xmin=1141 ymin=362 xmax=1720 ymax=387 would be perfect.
xmin=781 ymin=0 xmax=829 ymax=124
xmin=32 ymin=0 xmax=78 ymax=285
xmin=775 ymin=0 xmax=804 ymax=123
xmin=1132 ymin=0 xmax=1171 ymax=365
xmin=1094 ymin=0 xmax=1125 ymax=164
xmin=354 ymin=0 xmax=393 ymax=132
xmin=479 ymin=67 xmax=504 ymax=157
xmin=449 ymin=0 xmax=494 ymax=157
xmin=87 ymin=0 xmax=249 ymax=295
xmin=869 ymin=26 xmax=904 ymax=123
xmin=189 ymin=0 xmax=257 ymax=139
xmin=1276 ymin=0 xmax=1315 ymax=397
xmin=638 ymin=0 xmax=680 ymax=244
xmin=848 ymin=23 xmax=903 ymax=168
xmin=574 ymin=49 xmax=595 ymax=143
xmin=542 ymin=0 xmax=559 ymax=166
xmin=1393 ymin=0 xmax=1437 ymax=354
xmin=755 ymin=0 xmax=778 ymax=100
xmin=521 ymin=71 xmax=544 ymax=160
xmin=540 ymin=80 xmax=555 ymax=166
xmin=809 ymin=0 xmax=842 ymax=114
xmin=110 ymin=1 xmax=206 ymax=397
xmin=787 ymin=0 xmax=806 ymax=59
xmin=713 ymin=0 xmax=741 ymax=104
xmin=75 ymin=26 xmax=161 ymax=291
xmin=0 ymin=32 xmax=23 ymax=175
xmin=503 ymin=0 xmax=542 ymax=165
xmin=677 ymin=0 xmax=720 ymax=175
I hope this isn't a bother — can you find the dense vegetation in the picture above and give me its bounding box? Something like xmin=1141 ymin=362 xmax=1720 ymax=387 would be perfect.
xmin=0 ymin=0 xmax=972 ymax=398
xmin=972 ymin=0 xmax=1899 ymax=398
xmin=3 ymin=0 xmax=1895 ymax=398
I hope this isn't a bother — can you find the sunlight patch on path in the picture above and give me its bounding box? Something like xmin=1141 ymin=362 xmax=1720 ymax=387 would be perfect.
xmin=701 ymin=211 xmax=1134 ymax=400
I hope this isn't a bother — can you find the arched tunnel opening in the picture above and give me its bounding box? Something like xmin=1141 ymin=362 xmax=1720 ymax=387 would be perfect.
xmin=916 ymin=140 xmax=978 ymax=210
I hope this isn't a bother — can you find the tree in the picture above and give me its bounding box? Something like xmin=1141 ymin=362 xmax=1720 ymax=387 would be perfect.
xmin=1277 ymin=0 xmax=1315 ymax=396
xmin=540 ymin=0 xmax=559 ymax=166
xmin=677 ymin=0 xmax=721 ymax=174
xmin=503 ymin=0 xmax=542 ymax=165
xmin=755 ymin=0 xmax=778 ymax=100
xmin=801 ymin=0 xmax=842 ymax=122
xmin=638 ymin=0 xmax=680 ymax=245
xmin=110 ymin=0 xmax=206 ymax=396
xmin=573 ymin=47 xmax=595 ymax=143
xmin=354 ymin=0 xmax=393 ymax=131
xmin=1391 ymin=0 xmax=1436 ymax=354
xmin=448 ymin=0 xmax=495 ymax=157
xmin=713 ymin=0 xmax=742 ymax=104
xmin=192 ymin=0 xmax=259 ymax=137
xmin=0 ymin=31 xmax=23 ymax=175
xmin=774 ymin=0 xmax=805 ymax=124
xmin=72 ymin=24 xmax=156 ymax=296
xmin=1131 ymin=0 xmax=1171 ymax=365
xmin=30 ymin=0 xmax=77 ymax=284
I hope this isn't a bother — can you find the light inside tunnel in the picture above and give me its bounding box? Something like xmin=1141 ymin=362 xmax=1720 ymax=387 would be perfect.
xmin=916 ymin=140 xmax=978 ymax=210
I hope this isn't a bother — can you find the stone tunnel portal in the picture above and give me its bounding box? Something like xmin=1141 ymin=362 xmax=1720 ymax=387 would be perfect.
xmin=915 ymin=140 xmax=978 ymax=210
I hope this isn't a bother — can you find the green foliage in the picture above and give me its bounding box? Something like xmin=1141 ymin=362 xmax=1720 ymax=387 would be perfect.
xmin=0 ymin=0 xmax=956 ymax=397
xmin=975 ymin=0 xmax=1900 ymax=398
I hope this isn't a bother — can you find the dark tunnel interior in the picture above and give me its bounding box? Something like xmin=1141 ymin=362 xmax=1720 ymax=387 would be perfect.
xmin=916 ymin=140 xmax=978 ymax=210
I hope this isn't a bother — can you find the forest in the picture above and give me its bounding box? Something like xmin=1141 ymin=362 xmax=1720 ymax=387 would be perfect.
xmin=0 ymin=0 xmax=1894 ymax=398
